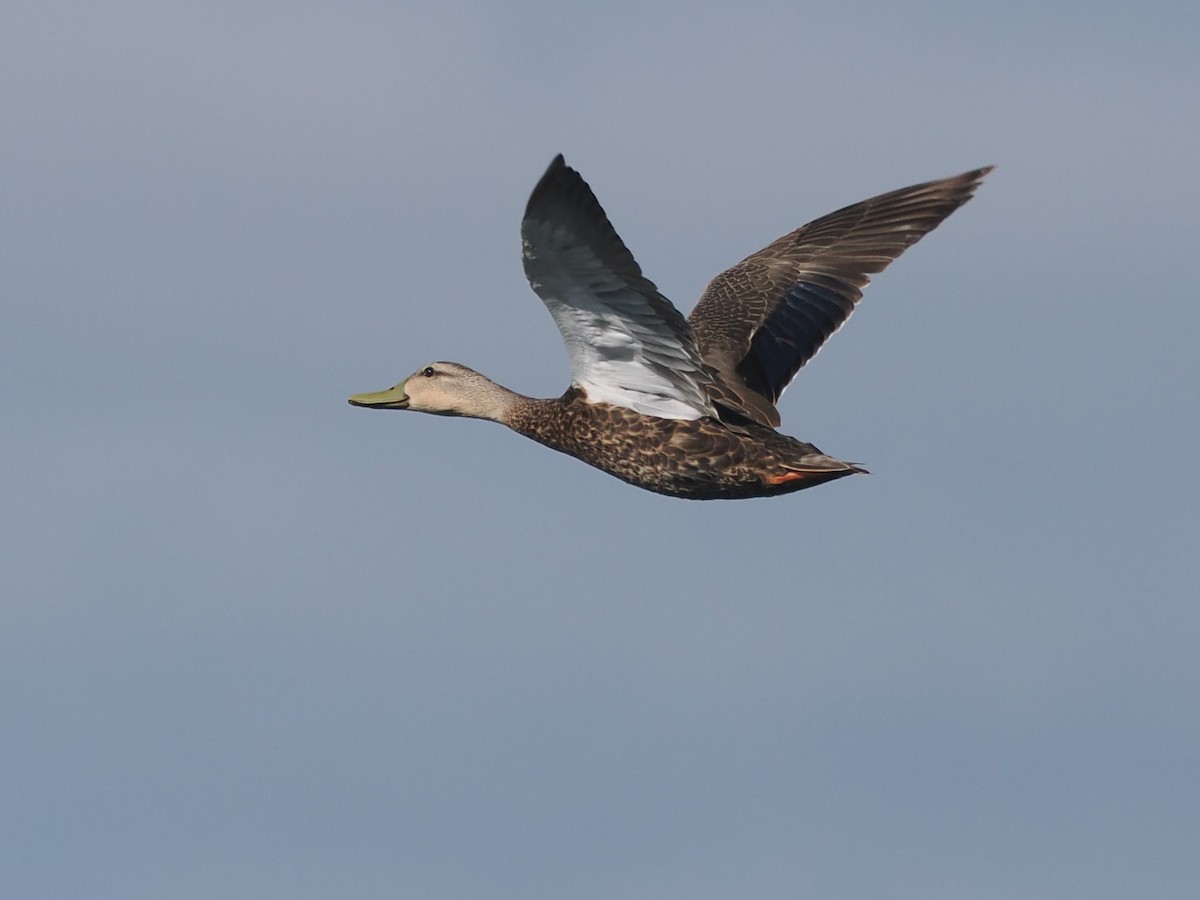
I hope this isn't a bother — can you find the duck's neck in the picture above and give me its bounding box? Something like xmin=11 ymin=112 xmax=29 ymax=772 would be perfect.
xmin=454 ymin=376 xmax=528 ymax=424
xmin=497 ymin=392 xmax=583 ymax=454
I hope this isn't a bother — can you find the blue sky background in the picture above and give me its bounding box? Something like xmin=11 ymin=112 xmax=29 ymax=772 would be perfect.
xmin=3 ymin=2 xmax=1197 ymax=897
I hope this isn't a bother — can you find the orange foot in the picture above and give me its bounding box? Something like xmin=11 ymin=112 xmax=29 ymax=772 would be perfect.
xmin=765 ymin=470 xmax=813 ymax=485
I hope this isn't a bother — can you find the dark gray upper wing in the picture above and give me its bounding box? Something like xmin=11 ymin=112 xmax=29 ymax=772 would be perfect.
xmin=688 ymin=167 xmax=992 ymax=427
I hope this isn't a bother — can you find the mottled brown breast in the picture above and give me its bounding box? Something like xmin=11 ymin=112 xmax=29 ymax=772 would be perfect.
xmin=504 ymin=390 xmax=857 ymax=499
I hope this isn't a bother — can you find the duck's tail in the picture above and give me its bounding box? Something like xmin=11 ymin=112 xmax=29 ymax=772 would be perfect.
xmin=765 ymin=454 xmax=867 ymax=488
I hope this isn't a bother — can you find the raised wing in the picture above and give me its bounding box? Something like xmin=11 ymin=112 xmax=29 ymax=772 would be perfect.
xmin=689 ymin=167 xmax=992 ymax=427
xmin=521 ymin=155 xmax=717 ymax=421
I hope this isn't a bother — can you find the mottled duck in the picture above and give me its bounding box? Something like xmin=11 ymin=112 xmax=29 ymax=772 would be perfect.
xmin=350 ymin=155 xmax=990 ymax=500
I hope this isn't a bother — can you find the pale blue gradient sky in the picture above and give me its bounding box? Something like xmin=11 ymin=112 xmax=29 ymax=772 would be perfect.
xmin=3 ymin=2 xmax=1198 ymax=898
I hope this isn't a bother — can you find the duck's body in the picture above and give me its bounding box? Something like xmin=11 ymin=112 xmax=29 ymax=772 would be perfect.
xmin=351 ymin=156 xmax=989 ymax=500
xmin=507 ymin=388 xmax=862 ymax=500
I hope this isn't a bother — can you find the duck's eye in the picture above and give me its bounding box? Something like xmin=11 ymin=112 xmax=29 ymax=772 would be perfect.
xmin=422 ymin=367 xmax=435 ymax=377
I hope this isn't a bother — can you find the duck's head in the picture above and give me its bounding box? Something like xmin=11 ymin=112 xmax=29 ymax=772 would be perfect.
xmin=349 ymin=362 xmax=515 ymax=420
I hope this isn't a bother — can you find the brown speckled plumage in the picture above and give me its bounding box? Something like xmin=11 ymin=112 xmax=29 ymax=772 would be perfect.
xmin=350 ymin=156 xmax=990 ymax=500
xmin=502 ymin=388 xmax=861 ymax=500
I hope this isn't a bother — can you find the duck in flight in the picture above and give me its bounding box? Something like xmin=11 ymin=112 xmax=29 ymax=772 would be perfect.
xmin=350 ymin=155 xmax=990 ymax=500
